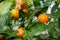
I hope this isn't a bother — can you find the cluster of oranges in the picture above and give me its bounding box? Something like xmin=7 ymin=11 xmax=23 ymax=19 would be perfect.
xmin=10 ymin=0 xmax=49 ymax=38
xmin=11 ymin=0 xmax=28 ymax=19
xmin=14 ymin=13 xmax=49 ymax=38
xmin=15 ymin=13 xmax=49 ymax=38
xmin=11 ymin=0 xmax=49 ymax=24
xmin=10 ymin=0 xmax=26 ymax=38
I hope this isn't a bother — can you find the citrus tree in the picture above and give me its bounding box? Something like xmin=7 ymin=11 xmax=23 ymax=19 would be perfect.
xmin=0 ymin=0 xmax=60 ymax=40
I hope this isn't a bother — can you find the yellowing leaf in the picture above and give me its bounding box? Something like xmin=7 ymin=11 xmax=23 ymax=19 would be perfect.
xmin=54 ymin=0 xmax=60 ymax=3
xmin=0 ymin=1 xmax=12 ymax=16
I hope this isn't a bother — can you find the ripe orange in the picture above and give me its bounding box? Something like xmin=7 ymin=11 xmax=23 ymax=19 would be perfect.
xmin=19 ymin=1 xmax=26 ymax=6
xmin=16 ymin=28 xmax=25 ymax=38
xmin=23 ymin=8 xmax=28 ymax=14
xmin=37 ymin=13 xmax=49 ymax=24
xmin=10 ymin=9 xmax=19 ymax=19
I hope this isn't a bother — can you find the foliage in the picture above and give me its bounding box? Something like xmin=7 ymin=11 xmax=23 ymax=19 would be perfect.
xmin=0 ymin=0 xmax=60 ymax=40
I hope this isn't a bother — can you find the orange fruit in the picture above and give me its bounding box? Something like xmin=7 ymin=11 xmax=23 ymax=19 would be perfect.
xmin=23 ymin=8 xmax=28 ymax=14
xmin=19 ymin=1 xmax=26 ymax=6
xmin=21 ymin=6 xmax=26 ymax=10
xmin=37 ymin=13 xmax=49 ymax=24
xmin=16 ymin=28 xmax=25 ymax=38
xmin=10 ymin=9 xmax=19 ymax=19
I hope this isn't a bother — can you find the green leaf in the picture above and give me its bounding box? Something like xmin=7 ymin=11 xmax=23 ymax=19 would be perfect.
xmin=28 ymin=22 xmax=47 ymax=36
xmin=6 ymin=31 xmax=17 ymax=39
xmin=48 ymin=22 xmax=59 ymax=38
xmin=0 ymin=1 xmax=13 ymax=16
xmin=24 ymin=22 xmax=47 ymax=40
xmin=0 ymin=14 xmax=9 ymax=28
xmin=24 ymin=31 xmax=34 ymax=40
xmin=33 ymin=0 xmax=40 ymax=9
xmin=4 ymin=0 xmax=14 ymax=1
xmin=55 ymin=10 xmax=60 ymax=18
xmin=25 ymin=0 xmax=33 ymax=5
xmin=51 ymin=3 xmax=58 ymax=13
xmin=43 ymin=0 xmax=51 ymax=6
xmin=41 ymin=6 xmax=48 ymax=12
xmin=14 ymin=38 xmax=22 ymax=40
xmin=0 ymin=13 xmax=12 ymax=33
xmin=58 ymin=17 xmax=60 ymax=27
